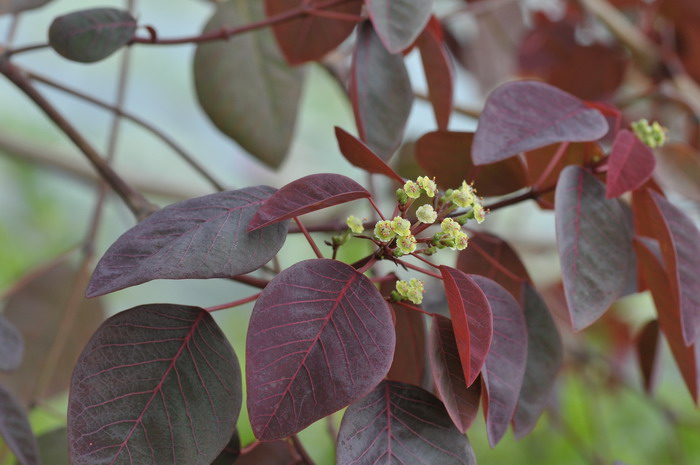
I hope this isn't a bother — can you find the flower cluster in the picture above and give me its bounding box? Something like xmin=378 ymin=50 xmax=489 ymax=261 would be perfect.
xmin=446 ymin=181 xmax=486 ymax=224
xmin=393 ymin=278 xmax=425 ymax=304
xmin=433 ymin=218 xmax=469 ymax=251
xmin=631 ymin=119 xmax=667 ymax=148
xmin=403 ymin=176 xmax=438 ymax=200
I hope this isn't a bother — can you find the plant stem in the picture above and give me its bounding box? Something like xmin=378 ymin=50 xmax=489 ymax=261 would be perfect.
xmin=392 ymin=299 xmax=436 ymax=317
xmin=294 ymin=217 xmax=324 ymax=259
xmin=394 ymin=258 xmax=443 ymax=280
xmin=368 ymin=197 xmax=386 ymax=220
xmin=207 ymin=292 xmax=262 ymax=312
xmin=484 ymin=184 xmax=556 ymax=211
xmin=231 ymin=275 xmax=270 ymax=289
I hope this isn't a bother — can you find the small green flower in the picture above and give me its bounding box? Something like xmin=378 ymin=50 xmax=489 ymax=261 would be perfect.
xmin=396 ymin=234 xmax=417 ymax=254
xmin=416 ymin=204 xmax=437 ymax=224
xmin=374 ymin=220 xmax=395 ymax=242
xmin=631 ymin=119 xmax=667 ymax=148
xmin=473 ymin=202 xmax=486 ymax=224
xmin=451 ymin=181 xmax=476 ymax=208
xmin=396 ymin=188 xmax=409 ymax=205
xmin=395 ymin=278 xmax=425 ymax=304
xmin=441 ymin=218 xmax=461 ymax=237
xmin=417 ymin=176 xmax=438 ymax=198
xmin=391 ymin=216 xmax=412 ymax=237
xmin=403 ymin=180 xmax=421 ymax=199
xmin=346 ymin=215 xmax=365 ymax=234
xmin=454 ymin=231 xmax=469 ymax=250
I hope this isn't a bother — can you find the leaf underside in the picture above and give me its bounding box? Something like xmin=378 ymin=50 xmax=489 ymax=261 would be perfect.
xmin=366 ymin=0 xmax=435 ymax=53
xmin=0 ymin=384 xmax=41 ymax=465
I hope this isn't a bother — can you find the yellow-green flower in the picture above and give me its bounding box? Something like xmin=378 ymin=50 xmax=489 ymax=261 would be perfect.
xmin=396 ymin=234 xmax=417 ymax=254
xmin=395 ymin=278 xmax=425 ymax=304
xmin=454 ymin=231 xmax=469 ymax=250
xmin=473 ymin=202 xmax=486 ymax=224
xmin=374 ymin=220 xmax=395 ymax=242
xmin=441 ymin=218 xmax=461 ymax=237
xmin=451 ymin=181 xmax=476 ymax=208
xmin=403 ymin=180 xmax=421 ymax=199
xmin=416 ymin=204 xmax=437 ymax=224
xmin=631 ymin=119 xmax=667 ymax=148
xmin=391 ymin=216 xmax=412 ymax=237
xmin=417 ymin=176 xmax=438 ymax=198
xmin=346 ymin=215 xmax=365 ymax=234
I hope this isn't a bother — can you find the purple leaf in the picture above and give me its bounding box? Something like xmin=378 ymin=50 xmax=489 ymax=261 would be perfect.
xmin=211 ymin=429 xmax=240 ymax=465
xmin=472 ymin=81 xmax=608 ymax=165
xmin=48 ymin=8 xmax=137 ymax=63
xmin=387 ymin=299 xmax=429 ymax=388
xmin=336 ymin=381 xmax=476 ymax=465
xmin=0 ymin=315 xmax=23 ymax=371
xmin=472 ymin=276 xmax=528 ymax=447
xmin=439 ymin=265 xmax=493 ymax=386
xmin=417 ymin=18 xmax=453 ymax=130
xmin=366 ymin=0 xmax=434 ymax=53
xmin=429 ymin=315 xmax=482 ymax=433
xmin=248 ymin=173 xmax=370 ymax=231
xmin=351 ymin=21 xmax=414 ymax=160
xmin=555 ymin=166 xmax=634 ymax=331
xmin=68 ymin=304 xmax=241 ymax=465
xmin=246 ymin=259 xmax=395 ymax=440
xmin=335 ymin=127 xmax=405 ymax=183
xmin=512 ymin=283 xmax=563 ymax=438
xmin=0 ymin=384 xmax=40 ymax=465
xmin=606 ymin=129 xmax=656 ymax=198
xmin=86 ymin=186 xmax=288 ymax=297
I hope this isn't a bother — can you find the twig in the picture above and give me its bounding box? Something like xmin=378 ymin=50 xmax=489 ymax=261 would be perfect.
xmin=4 ymin=42 xmax=50 ymax=56
xmin=392 ymin=299 xmax=436 ymax=317
xmin=206 ymin=292 xmax=262 ymax=312
xmin=294 ymin=217 xmax=324 ymax=259
xmin=393 ymin=258 xmax=443 ymax=280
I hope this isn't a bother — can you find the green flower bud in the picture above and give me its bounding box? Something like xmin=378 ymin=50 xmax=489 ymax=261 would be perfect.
xmin=631 ymin=119 xmax=667 ymax=148
xmin=416 ymin=204 xmax=438 ymax=224
xmin=396 ymin=188 xmax=409 ymax=205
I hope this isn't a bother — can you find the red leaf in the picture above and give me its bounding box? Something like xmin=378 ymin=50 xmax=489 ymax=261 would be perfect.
xmin=439 ymin=265 xmax=493 ymax=386
xmin=246 ymin=259 xmax=395 ymax=440
xmin=555 ymin=166 xmax=635 ymax=330
xmin=429 ymin=315 xmax=482 ymax=433
xmin=387 ymin=302 xmax=429 ymax=388
xmin=336 ymin=381 xmax=476 ymax=465
xmin=605 ymin=129 xmax=656 ymax=198
xmin=417 ymin=17 xmax=454 ymax=130
xmin=350 ymin=21 xmax=414 ymax=160
xmin=415 ymin=131 xmax=529 ymax=196
xmin=635 ymin=189 xmax=700 ymax=345
xmin=0 ymin=385 xmax=40 ymax=465
xmin=248 ymin=173 xmax=370 ymax=231
xmin=636 ymin=319 xmax=662 ymax=394
xmin=472 ymin=276 xmax=528 ymax=447
xmin=265 ymin=0 xmax=362 ymax=65
xmin=335 ymin=127 xmax=404 ymax=183
xmin=473 ymin=81 xmax=608 ymax=165
xmin=366 ymin=0 xmax=434 ymax=53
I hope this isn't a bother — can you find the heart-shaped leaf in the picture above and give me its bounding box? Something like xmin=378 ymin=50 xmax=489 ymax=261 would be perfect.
xmin=417 ymin=17 xmax=453 ymax=130
xmin=366 ymin=0 xmax=434 ymax=53
xmin=350 ymin=21 xmax=414 ymax=160
xmin=211 ymin=429 xmax=240 ymax=465
xmin=606 ymin=129 xmax=656 ymax=198
xmin=194 ymin=0 xmax=305 ymax=168
xmin=439 ymin=265 xmax=493 ymax=386
xmin=429 ymin=315 xmax=482 ymax=433
xmin=335 ymin=127 xmax=404 ymax=183
xmin=472 ymin=276 xmax=528 ymax=446
xmin=246 ymin=259 xmax=395 ymax=440
xmin=248 ymin=173 xmax=370 ymax=231
xmin=513 ymin=283 xmax=563 ymax=438
xmin=0 ymin=315 xmax=23 ymax=371
xmin=555 ymin=166 xmax=634 ymax=331
xmin=473 ymin=81 xmax=608 ymax=165
xmin=0 ymin=0 xmax=52 ymax=15
xmin=336 ymin=381 xmax=476 ymax=465
xmin=636 ymin=319 xmax=661 ymax=394
xmin=68 ymin=304 xmax=241 ymax=465
xmin=86 ymin=186 xmax=288 ymax=297
xmin=265 ymin=0 xmax=362 ymax=65
xmin=0 ymin=384 xmax=40 ymax=465
xmin=48 ymin=8 xmax=137 ymax=63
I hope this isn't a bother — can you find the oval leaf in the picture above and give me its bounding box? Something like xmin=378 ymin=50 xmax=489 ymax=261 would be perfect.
xmin=48 ymin=8 xmax=136 ymax=63
xmin=606 ymin=129 xmax=656 ymax=198
xmin=473 ymin=81 xmax=608 ymax=165
xmin=336 ymin=381 xmax=476 ymax=465
xmin=335 ymin=127 xmax=404 ymax=183
xmin=513 ymin=283 xmax=563 ymax=438
xmin=417 ymin=17 xmax=454 ymax=130
xmin=366 ymin=0 xmax=434 ymax=53
xmin=0 ymin=0 xmax=51 ymax=15
xmin=265 ymin=0 xmax=362 ymax=65
xmin=429 ymin=315 xmax=482 ymax=433
xmin=472 ymin=276 xmax=528 ymax=447
xmin=68 ymin=304 xmax=241 ymax=465
xmin=350 ymin=21 xmax=414 ymax=160
xmin=0 ymin=384 xmax=40 ymax=465
xmin=86 ymin=186 xmax=288 ymax=297
xmin=439 ymin=265 xmax=493 ymax=386
xmin=0 ymin=315 xmax=23 ymax=371
xmin=248 ymin=173 xmax=370 ymax=231
xmin=194 ymin=0 xmax=305 ymax=168
xmin=246 ymin=259 xmax=395 ymax=440
xmin=555 ymin=166 xmax=634 ymax=331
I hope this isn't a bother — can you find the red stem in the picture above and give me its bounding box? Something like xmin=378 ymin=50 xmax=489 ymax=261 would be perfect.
xmin=368 ymin=197 xmax=386 ymax=221
xmin=394 ymin=258 xmax=443 ymax=280
xmin=294 ymin=217 xmax=324 ymax=259
xmin=410 ymin=252 xmax=440 ymax=270
xmin=206 ymin=292 xmax=261 ymax=312
xmin=533 ymin=141 xmax=570 ymax=189
xmin=392 ymin=299 xmax=437 ymax=317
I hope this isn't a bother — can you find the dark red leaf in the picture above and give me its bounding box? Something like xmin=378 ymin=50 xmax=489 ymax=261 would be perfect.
xmin=456 ymin=232 xmax=531 ymax=303
xmin=211 ymin=429 xmax=240 ymax=465
xmin=415 ymin=131 xmax=529 ymax=196
xmin=68 ymin=304 xmax=241 ymax=465
xmin=336 ymin=381 xmax=476 ymax=465
xmin=512 ymin=283 xmax=563 ymax=438
xmin=417 ymin=17 xmax=454 ymax=130
xmin=387 ymin=301 xmax=429 ymax=388
xmin=87 ymin=186 xmax=289 ymax=297
xmin=472 ymin=81 xmax=608 ymax=165
xmin=606 ymin=129 xmax=656 ymax=198
xmin=248 ymin=173 xmax=370 ymax=231
xmin=265 ymin=0 xmax=362 ymax=65
xmin=0 ymin=315 xmax=23 ymax=371
xmin=246 ymin=259 xmax=395 ymax=440
xmin=366 ymin=0 xmax=434 ymax=53
xmin=555 ymin=166 xmax=635 ymax=331
xmin=637 ymin=189 xmax=700 ymax=345
xmin=0 ymin=384 xmax=40 ymax=465
xmin=36 ymin=427 xmax=69 ymax=465
xmin=429 ymin=315 xmax=481 ymax=433
xmin=335 ymin=127 xmax=404 ymax=183
xmin=350 ymin=21 xmax=414 ymax=160
xmin=634 ymin=238 xmax=700 ymax=402
xmin=472 ymin=276 xmax=528 ymax=447
xmin=636 ymin=319 xmax=662 ymax=394
xmin=439 ymin=265 xmax=493 ymax=386
xmin=236 ymin=440 xmax=297 ymax=464
xmin=0 ymin=0 xmax=52 ymax=15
